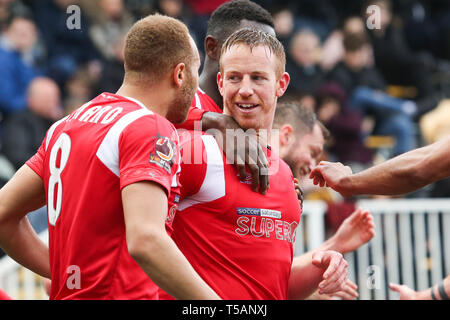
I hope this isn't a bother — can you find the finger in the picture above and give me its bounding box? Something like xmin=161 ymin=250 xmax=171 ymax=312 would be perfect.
xmin=248 ymin=164 xmax=260 ymax=193
xmin=351 ymin=208 xmax=364 ymax=222
xmin=311 ymin=251 xmax=325 ymax=267
xmin=321 ymin=254 xmax=347 ymax=286
xmin=321 ymin=265 xmax=348 ymax=294
xmin=257 ymin=148 xmax=269 ymax=194
xmin=346 ymin=280 xmax=358 ymax=291
xmin=388 ymin=283 xmax=401 ymax=292
xmin=237 ymin=163 xmax=247 ymax=182
xmin=321 ymin=258 xmax=347 ymax=289
xmin=332 ymin=281 xmax=359 ymax=300
xmin=333 ymin=288 xmax=358 ymax=300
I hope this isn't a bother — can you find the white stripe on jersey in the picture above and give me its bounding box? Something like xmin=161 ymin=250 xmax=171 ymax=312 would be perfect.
xmin=96 ymin=108 xmax=153 ymax=177
xmin=171 ymin=129 xmax=180 ymax=188
xmin=194 ymin=91 xmax=201 ymax=109
xmin=45 ymin=115 xmax=69 ymax=151
xmin=178 ymin=135 xmax=225 ymax=211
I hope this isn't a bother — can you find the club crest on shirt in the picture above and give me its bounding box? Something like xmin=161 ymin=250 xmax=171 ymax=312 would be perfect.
xmin=149 ymin=135 xmax=176 ymax=174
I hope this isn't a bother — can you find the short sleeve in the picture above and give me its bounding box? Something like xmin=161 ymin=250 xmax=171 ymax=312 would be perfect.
xmin=25 ymin=137 xmax=46 ymax=178
xmin=118 ymin=115 xmax=179 ymax=195
xmin=178 ymin=130 xmax=208 ymax=199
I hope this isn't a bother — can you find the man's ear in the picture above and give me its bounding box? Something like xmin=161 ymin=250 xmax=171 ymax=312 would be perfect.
xmin=279 ymin=124 xmax=295 ymax=147
xmin=217 ymin=71 xmax=224 ymax=96
xmin=204 ymin=35 xmax=220 ymax=61
xmin=173 ymin=62 xmax=185 ymax=88
xmin=276 ymin=72 xmax=290 ymax=98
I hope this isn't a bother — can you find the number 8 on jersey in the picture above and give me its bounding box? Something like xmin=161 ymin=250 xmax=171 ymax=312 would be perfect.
xmin=48 ymin=133 xmax=71 ymax=226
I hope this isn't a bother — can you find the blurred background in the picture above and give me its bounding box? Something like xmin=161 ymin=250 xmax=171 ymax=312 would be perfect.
xmin=0 ymin=0 xmax=449 ymax=300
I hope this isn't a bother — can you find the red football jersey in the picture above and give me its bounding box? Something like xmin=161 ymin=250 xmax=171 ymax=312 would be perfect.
xmin=174 ymin=88 xmax=222 ymax=130
xmin=26 ymin=93 xmax=180 ymax=300
xmin=0 ymin=288 xmax=11 ymax=300
xmin=161 ymin=130 xmax=301 ymax=300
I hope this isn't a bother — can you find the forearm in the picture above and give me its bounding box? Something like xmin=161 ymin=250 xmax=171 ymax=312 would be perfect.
xmin=130 ymin=231 xmax=220 ymax=300
xmin=288 ymin=253 xmax=324 ymax=300
xmin=0 ymin=165 xmax=49 ymax=277
xmin=340 ymin=144 xmax=440 ymax=196
xmin=0 ymin=216 xmax=50 ymax=278
xmin=429 ymin=275 xmax=450 ymax=300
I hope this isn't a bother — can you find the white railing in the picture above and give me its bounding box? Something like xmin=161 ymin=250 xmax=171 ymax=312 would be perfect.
xmin=1 ymin=199 xmax=449 ymax=300
xmin=0 ymin=229 xmax=48 ymax=299
xmin=295 ymin=199 xmax=450 ymax=300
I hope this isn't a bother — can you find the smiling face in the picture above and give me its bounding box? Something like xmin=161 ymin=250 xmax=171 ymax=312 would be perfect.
xmin=218 ymin=43 xmax=289 ymax=132
xmin=283 ymin=123 xmax=324 ymax=178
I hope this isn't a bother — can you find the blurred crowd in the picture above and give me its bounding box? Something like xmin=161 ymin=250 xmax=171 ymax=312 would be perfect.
xmin=1 ymin=0 xmax=450 ymax=200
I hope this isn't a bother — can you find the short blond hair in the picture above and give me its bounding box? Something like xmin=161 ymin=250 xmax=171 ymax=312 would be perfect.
xmin=124 ymin=14 xmax=194 ymax=82
xmin=220 ymin=28 xmax=286 ymax=78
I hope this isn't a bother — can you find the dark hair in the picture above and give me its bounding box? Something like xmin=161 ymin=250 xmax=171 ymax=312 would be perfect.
xmin=273 ymin=101 xmax=316 ymax=135
xmin=207 ymin=0 xmax=274 ymax=43
xmin=343 ymin=31 xmax=369 ymax=52
xmin=5 ymin=6 xmax=34 ymax=29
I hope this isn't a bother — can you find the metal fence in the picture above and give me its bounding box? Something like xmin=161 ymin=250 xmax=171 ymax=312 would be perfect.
xmin=1 ymin=199 xmax=449 ymax=300
xmin=296 ymin=199 xmax=450 ymax=300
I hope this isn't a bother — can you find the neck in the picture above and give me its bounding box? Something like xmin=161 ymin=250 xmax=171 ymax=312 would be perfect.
xmin=116 ymin=81 xmax=171 ymax=118
xmin=199 ymin=58 xmax=223 ymax=109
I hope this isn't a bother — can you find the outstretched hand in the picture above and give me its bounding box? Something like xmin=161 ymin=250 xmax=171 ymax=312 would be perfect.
xmin=309 ymin=161 xmax=353 ymax=197
xmin=389 ymin=283 xmax=418 ymax=300
xmin=332 ymin=208 xmax=375 ymax=254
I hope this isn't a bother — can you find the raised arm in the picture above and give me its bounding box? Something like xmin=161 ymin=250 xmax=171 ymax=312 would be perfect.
xmin=310 ymin=136 xmax=450 ymax=197
xmin=389 ymin=274 xmax=450 ymax=300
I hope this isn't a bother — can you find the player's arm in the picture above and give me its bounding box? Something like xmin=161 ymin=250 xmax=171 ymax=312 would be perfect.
xmin=390 ymin=274 xmax=450 ymax=300
xmin=0 ymin=165 xmax=50 ymax=278
xmin=122 ymin=180 xmax=221 ymax=300
xmin=201 ymin=112 xmax=270 ymax=194
xmin=310 ymin=136 xmax=450 ymax=197
xmin=315 ymin=208 xmax=374 ymax=254
xmin=288 ymin=250 xmax=349 ymax=300
xmin=177 ymin=108 xmax=269 ymax=194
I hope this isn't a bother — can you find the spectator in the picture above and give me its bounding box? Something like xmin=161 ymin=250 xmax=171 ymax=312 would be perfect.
xmin=96 ymin=32 xmax=126 ymax=95
xmin=328 ymin=31 xmax=417 ymax=156
xmin=183 ymin=0 xmax=228 ymax=52
xmin=124 ymin=0 xmax=154 ymax=20
xmin=364 ymin=0 xmax=439 ymax=118
xmin=87 ymin=0 xmax=134 ymax=61
xmin=321 ymin=16 xmax=373 ymax=72
xmin=0 ymin=0 xmax=29 ymax=32
xmin=286 ymin=29 xmax=325 ymax=96
xmin=271 ymin=6 xmax=295 ymax=49
xmin=31 ymin=0 xmax=100 ymax=87
xmin=154 ymin=0 xmax=186 ymax=20
xmin=1 ymin=77 xmax=63 ymax=171
xmin=315 ymin=82 xmax=374 ymax=166
xmin=0 ymin=12 xmax=38 ymax=118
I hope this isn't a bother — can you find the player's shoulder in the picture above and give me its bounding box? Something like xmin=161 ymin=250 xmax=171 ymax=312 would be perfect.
xmin=177 ymin=130 xmax=224 ymax=168
xmin=110 ymin=94 xmax=176 ymax=133
xmin=192 ymin=88 xmax=221 ymax=113
xmin=177 ymin=129 xmax=206 ymax=146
